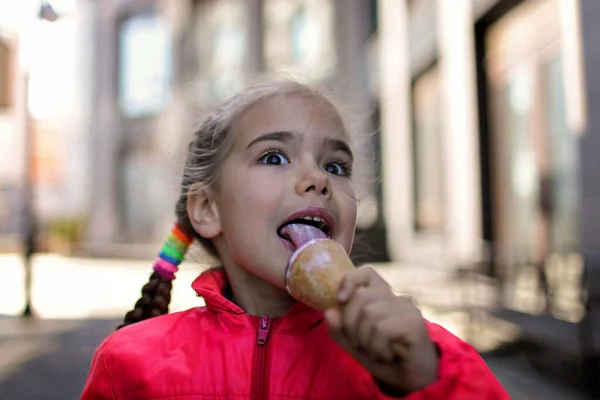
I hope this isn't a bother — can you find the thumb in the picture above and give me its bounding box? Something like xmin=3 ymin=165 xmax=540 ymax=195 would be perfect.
xmin=325 ymin=309 xmax=353 ymax=351
xmin=324 ymin=308 xmax=342 ymax=335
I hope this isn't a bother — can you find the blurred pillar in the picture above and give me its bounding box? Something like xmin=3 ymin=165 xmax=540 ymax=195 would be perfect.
xmin=21 ymin=1 xmax=63 ymax=317
xmin=377 ymin=0 xmax=413 ymax=261
xmin=85 ymin=0 xmax=120 ymax=252
xmin=72 ymin=0 xmax=96 ymax=239
xmin=245 ymin=0 xmax=265 ymax=79
xmin=21 ymin=70 xmax=35 ymax=317
xmin=560 ymin=0 xmax=587 ymax=137
xmin=578 ymin=1 xmax=600 ymax=251
xmin=332 ymin=0 xmax=376 ymax=228
xmin=436 ymin=0 xmax=481 ymax=263
xmin=572 ymin=1 xmax=598 ymax=394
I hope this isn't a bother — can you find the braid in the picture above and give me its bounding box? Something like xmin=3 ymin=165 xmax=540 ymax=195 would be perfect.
xmin=117 ymin=224 xmax=193 ymax=330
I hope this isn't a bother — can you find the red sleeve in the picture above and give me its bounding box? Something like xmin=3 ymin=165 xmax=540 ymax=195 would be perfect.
xmin=376 ymin=322 xmax=510 ymax=399
xmin=80 ymin=336 xmax=117 ymax=400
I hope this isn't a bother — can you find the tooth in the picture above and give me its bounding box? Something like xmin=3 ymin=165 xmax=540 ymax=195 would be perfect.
xmin=295 ymin=216 xmax=328 ymax=225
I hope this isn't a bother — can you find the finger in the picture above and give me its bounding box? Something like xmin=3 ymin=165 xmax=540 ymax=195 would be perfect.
xmin=369 ymin=328 xmax=396 ymax=363
xmin=339 ymin=265 xmax=388 ymax=303
xmin=324 ymin=309 xmax=343 ymax=337
xmin=370 ymin=315 xmax=409 ymax=362
xmin=392 ymin=295 xmax=425 ymax=340
xmin=360 ymin=296 xmax=419 ymax=362
xmin=357 ymin=300 xmax=390 ymax=352
xmin=341 ymin=287 xmax=378 ymax=346
xmin=326 ymin=309 xmax=392 ymax=370
xmin=325 ymin=309 xmax=360 ymax=356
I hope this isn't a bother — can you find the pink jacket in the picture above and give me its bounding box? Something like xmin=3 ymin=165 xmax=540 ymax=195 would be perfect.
xmin=81 ymin=268 xmax=509 ymax=399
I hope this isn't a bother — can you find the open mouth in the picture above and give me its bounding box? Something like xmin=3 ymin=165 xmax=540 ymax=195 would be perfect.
xmin=277 ymin=216 xmax=331 ymax=242
xmin=277 ymin=207 xmax=336 ymax=250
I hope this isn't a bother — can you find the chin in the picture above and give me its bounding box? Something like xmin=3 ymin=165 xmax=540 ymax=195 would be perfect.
xmin=246 ymin=257 xmax=290 ymax=291
xmin=259 ymin=270 xmax=288 ymax=291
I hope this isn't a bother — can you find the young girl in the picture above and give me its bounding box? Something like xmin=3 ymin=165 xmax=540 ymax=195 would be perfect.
xmin=81 ymin=80 xmax=508 ymax=399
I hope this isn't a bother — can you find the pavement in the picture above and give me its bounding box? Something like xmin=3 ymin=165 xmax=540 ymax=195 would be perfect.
xmin=0 ymin=253 xmax=590 ymax=399
xmin=0 ymin=317 xmax=116 ymax=400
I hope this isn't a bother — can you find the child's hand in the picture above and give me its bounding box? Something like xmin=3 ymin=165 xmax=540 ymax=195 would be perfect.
xmin=324 ymin=266 xmax=439 ymax=394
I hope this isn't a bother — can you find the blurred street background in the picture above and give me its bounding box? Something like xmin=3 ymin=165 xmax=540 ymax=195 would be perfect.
xmin=0 ymin=0 xmax=599 ymax=399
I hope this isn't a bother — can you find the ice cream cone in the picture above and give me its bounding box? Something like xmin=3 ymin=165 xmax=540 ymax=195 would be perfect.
xmin=285 ymin=238 xmax=411 ymax=361
xmin=285 ymin=238 xmax=354 ymax=312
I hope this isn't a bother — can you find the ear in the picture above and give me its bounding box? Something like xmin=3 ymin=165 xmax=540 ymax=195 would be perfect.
xmin=186 ymin=184 xmax=222 ymax=239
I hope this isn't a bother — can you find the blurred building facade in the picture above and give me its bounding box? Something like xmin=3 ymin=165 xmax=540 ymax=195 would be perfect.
xmin=58 ymin=0 xmax=599 ymax=331
xmin=0 ymin=1 xmax=86 ymax=252
xmin=387 ymin=0 xmax=587 ymax=314
xmin=81 ymin=0 xmax=382 ymax=258
xmin=76 ymin=0 xmax=590 ymax=270
xmin=383 ymin=0 xmax=596 ymax=391
xmin=0 ymin=3 xmax=29 ymax=245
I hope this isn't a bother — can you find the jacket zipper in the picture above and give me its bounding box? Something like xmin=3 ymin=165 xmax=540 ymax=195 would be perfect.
xmin=252 ymin=314 xmax=272 ymax=400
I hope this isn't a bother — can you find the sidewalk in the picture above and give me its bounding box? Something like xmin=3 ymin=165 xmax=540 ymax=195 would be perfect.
xmin=0 ymin=253 xmax=206 ymax=318
xmin=0 ymin=316 xmax=118 ymax=399
xmin=0 ymin=316 xmax=83 ymax=382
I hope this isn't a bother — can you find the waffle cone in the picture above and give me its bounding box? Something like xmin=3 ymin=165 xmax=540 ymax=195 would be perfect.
xmin=285 ymin=238 xmax=354 ymax=311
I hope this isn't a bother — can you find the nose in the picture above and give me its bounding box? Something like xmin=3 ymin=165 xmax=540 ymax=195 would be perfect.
xmin=295 ymin=166 xmax=332 ymax=199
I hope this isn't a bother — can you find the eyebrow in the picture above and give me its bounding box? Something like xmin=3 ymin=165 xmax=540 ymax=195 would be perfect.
xmin=246 ymin=131 xmax=295 ymax=149
xmin=246 ymin=130 xmax=354 ymax=161
xmin=325 ymin=138 xmax=354 ymax=162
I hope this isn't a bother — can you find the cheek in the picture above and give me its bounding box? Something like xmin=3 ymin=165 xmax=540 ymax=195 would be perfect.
xmin=343 ymin=207 xmax=358 ymax=249
xmin=241 ymin=182 xmax=282 ymax=216
xmin=220 ymin=180 xmax=281 ymax=233
xmin=338 ymin=183 xmax=358 ymax=220
xmin=336 ymin=183 xmax=358 ymax=251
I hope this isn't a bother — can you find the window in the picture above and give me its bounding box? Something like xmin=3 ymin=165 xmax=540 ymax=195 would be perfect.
xmin=210 ymin=22 xmax=245 ymax=99
xmin=192 ymin=0 xmax=246 ymax=103
xmin=484 ymin=0 xmax=577 ymax=260
xmin=290 ymin=5 xmax=307 ymax=63
xmin=263 ymin=0 xmax=335 ymax=81
xmin=118 ymin=14 xmax=172 ymax=118
xmin=411 ymin=65 xmax=444 ymax=232
xmin=542 ymin=55 xmax=579 ymax=253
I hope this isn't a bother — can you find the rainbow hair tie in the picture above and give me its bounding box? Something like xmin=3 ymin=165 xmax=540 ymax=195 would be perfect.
xmin=153 ymin=224 xmax=193 ymax=280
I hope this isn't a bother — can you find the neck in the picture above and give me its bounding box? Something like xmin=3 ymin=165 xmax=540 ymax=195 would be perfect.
xmin=225 ymin=265 xmax=296 ymax=318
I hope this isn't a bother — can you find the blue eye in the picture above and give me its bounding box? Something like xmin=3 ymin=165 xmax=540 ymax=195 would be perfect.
xmin=324 ymin=161 xmax=349 ymax=177
xmin=258 ymin=150 xmax=290 ymax=165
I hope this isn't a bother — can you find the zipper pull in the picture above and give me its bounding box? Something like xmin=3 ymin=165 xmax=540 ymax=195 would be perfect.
xmin=257 ymin=315 xmax=271 ymax=345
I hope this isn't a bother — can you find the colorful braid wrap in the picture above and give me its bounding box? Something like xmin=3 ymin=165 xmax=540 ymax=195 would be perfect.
xmin=153 ymin=224 xmax=193 ymax=280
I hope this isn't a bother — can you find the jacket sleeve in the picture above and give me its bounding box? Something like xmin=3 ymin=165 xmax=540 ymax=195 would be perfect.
xmin=80 ymin=336 xmax=117 ymax=400
xmin=376 ymin=322 xmax=510 ymax=399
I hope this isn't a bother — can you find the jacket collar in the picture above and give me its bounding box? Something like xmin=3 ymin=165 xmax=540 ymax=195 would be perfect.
xmin=191 ymin=267 xmax=324 ymax=332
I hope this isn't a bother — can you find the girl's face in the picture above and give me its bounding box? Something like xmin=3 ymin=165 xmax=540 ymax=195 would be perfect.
xmin=211 ymin=93 xmax=357 ymax=288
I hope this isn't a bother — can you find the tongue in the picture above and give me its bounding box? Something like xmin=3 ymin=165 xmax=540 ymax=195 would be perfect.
xmin=281 ymin=223 xmax=327 ymax=249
